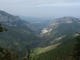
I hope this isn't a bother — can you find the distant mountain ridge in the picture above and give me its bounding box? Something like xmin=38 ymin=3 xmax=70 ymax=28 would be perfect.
xmin=34 ymin=17 xmax=80 ymax=60
xmin=36 ymin=17 xmax=80 ymax=60
xmin=0 ymin=10 xmax=41 ymax=55
xmin=40 ymin=16 xmax=80 ymax=46
xmin=0 ymin=10 xmax=36 ymax=32
xmin=41 ymin=16 xmax=80 ymax=34
xmin=19 ymin=15 xmax=51 ymax=33
xmin=1 ymin=10 xmax=80 ymax=59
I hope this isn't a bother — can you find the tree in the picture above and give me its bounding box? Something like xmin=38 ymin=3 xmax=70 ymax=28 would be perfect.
xmin=0 ymin=24 xmax=19 ymax=60
xmin=22 ymin=49 xmax=31 ymax=60
xmin=73 ymin=33 xmax=80 ymax=60
xmin=0 ymin=48 xmax=19 ymax=60
xmin=0 ymin=24 xmax=7 ymax=32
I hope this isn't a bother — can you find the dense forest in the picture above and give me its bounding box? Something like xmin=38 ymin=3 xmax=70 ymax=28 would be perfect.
xmin=0 ymin=24 xmax=80 ymax=60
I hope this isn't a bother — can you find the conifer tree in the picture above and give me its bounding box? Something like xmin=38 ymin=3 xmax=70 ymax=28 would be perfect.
xmin=0 ymin=24 xmax=7 ymax=32
xmin=0 ymin=24 xmax=19 ymax=60
xmin=22 ymin=49 xmax=31 ymax=60
xmin=73 ymin=33 xmax=80 ymax=60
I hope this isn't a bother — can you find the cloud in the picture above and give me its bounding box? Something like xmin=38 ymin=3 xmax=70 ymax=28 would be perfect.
xmin=0 ymin=0 xmax=24 ymax=3
xmin=34 ymin=2 xmax=80 ymax=7
xmin=0 ymin=0 xmax=80 ymax=18
xmin=0 ymin=0 xmax=80 ymax=6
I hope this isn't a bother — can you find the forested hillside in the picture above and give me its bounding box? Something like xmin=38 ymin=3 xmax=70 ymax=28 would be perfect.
xmin=0 ymin=11 xmax=41 ymax=56
xmin=0 ymin=11 xmax=80 ymax=60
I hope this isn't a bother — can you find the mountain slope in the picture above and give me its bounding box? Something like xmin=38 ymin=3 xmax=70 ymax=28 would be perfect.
xmin=30 ymin=17 xmax=80 ymax=60
xmin=0 ymin=10 xmax=41 ymax=54
xmin=35 ymin=37 xmax=75 ymax=60
xmin=40 ymin=17 xmax=80 ymax=46
xmin=0 ymin=10 xmax=37 ymax=32
xmin=20 ymin=16 xmax=51 ymax=33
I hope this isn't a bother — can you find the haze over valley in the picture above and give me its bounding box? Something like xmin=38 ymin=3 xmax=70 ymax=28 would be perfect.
xmin=0 ymin=0 xmax=80 ymax=60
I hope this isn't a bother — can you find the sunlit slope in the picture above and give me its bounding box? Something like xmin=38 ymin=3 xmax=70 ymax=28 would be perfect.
xmin=40 ymin=17 xmax=80 ymax=46
xmin=33 ymin=43 xmax=60 ymax=55
xmin=35 ymin=37 xmax=76 ymax=60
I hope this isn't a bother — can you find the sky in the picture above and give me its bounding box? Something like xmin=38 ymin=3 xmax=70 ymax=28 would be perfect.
xmin=0 ymin=0 xmax=80 ymax=19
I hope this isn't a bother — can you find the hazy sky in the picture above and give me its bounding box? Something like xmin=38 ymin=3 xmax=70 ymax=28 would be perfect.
xmin=0 ymin=0 xmax=80 ymax=19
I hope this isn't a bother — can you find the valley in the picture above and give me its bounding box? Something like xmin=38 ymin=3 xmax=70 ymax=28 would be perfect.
xmin=0 ymin=10 xmax=80 ymax=60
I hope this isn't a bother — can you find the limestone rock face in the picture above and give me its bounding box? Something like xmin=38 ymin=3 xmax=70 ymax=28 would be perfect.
xmin=41 ymin=17 xmax=80 ymax=34
xmin=0 ymin=10 xmax=36 ymax=32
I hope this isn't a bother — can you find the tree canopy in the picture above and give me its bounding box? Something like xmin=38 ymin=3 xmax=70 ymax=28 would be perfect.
xmin=0 ymin=24 xmax=7 ymax=32
xmin=73 ymin=33 xmax=80 ymax=60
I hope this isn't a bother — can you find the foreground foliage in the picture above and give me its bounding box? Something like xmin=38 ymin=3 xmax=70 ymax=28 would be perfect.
xmin=0 ymin=47 xmax=19 ymax=60
xmin=73 ymin=34 xmax=80 ymax=60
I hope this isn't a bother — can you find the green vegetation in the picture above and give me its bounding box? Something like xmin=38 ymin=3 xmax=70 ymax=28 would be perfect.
xmin=0 ymin=47 xmax=19 ymax=60
xmin=35 ymin=37 xmax=76 ymax=60
xmin=0 ymin=14 xmax=80 ymax=60
xmin=22 ymin=49 xmax=31 ymax=60
xmin=0 ymin=24 xmax=7 ymax=32
xmin=0 ymin=24 xmax=19 ymax=60
xmin=0 ymin=23 xmax=79 ymax=60
xmin=0 ymin=25 xmax=41 ymax=56
xmin=33 ymin=43 xmax=60 ymax=55
xmin=40 ymin=22 xmax=80 ymax=46
xmin=73 ymin=34 xmax=80 ymax=60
